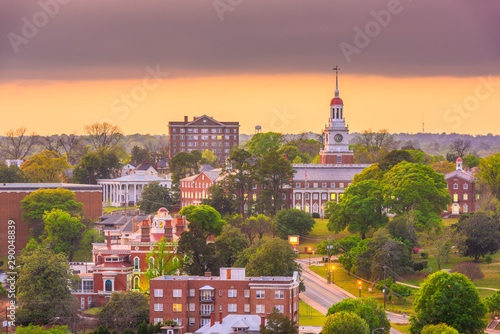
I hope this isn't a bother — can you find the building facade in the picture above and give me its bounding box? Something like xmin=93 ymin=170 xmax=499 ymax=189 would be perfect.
xmin=149 ymin=268 xmax=300 ymax=332
xmin=168 ymin=115 xmax=240 ymax=163
xmin=180 ymin=168 xmax=222 ymax=207
xmin=444 ymin=158 xmax=477 ymax=216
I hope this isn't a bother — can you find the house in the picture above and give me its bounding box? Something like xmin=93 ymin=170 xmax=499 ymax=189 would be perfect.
xmin=180 ymin=169 xmax=223 ymax=207
xmin=149 ymin=268 xmax=300 ymax=332
xmin=444 ymin=158 xmax=477 ymax=216
xmin=194 ymin=314 xmax=263 ymax=334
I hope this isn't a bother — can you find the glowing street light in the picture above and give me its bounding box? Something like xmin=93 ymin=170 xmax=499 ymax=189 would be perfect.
xmin=358 ymin=280 xmax=362 ymax=297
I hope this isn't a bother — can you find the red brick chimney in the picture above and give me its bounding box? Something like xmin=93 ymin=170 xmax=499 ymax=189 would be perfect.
xmin=164 ymin=224 xmax=173 ymax=242
xmin=261 ymin=316 xmax=265 ymax=327
xmin=210 ymin=312 xmax=215 ymax=327
xmin=107 ymin=231 xmax=111 ymax=249
xmin=184 ymin=116 xmax=188 ymax=123
xmin=219 ymin=311 xmax=223 ymax=324
xmin=141 ymin=220 xmax=150 ymax=242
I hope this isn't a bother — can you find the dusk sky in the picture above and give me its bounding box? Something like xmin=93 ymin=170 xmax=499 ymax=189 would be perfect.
xmin=1 ymin=0 xmax=499 ymax=136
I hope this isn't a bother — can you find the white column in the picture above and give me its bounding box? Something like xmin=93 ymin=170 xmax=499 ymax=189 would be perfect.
xmin=134 ymin=184 xmax=137 ymax=204
xmin=119 ymin=184 xmax=122 ymax=205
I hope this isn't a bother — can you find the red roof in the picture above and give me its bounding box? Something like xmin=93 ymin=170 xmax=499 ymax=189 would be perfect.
xmin=330 ymin=97 xmax=343 ymax=105
xmin=158 ymin=207 xmax=168 ymax=213
xmin=456 ymin=158 xmax=463 ymax=162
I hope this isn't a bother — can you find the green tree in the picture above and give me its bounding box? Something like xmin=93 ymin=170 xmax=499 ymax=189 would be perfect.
xmin=256 ymin=151 xmax=295 ymax=216
xmin=170 ymin=151 xmax=198 ymax=202
xmin=130 ymin=145 xmax=150 ymax=165
xmin=290 ymin=138 xmax=322 ymax=158
xmin=260 ymin=307 xmax=298 ymax=334
xmin=0 ymin=162 xmax=26 ymax=182
xmin=421 ymin=324 xmax=459 ymax=334
xmin=21 ymin=188 xmax=84 ymax=238
xmin=277 ymin=145 xmax=311 ymax=163
xmin=477 ymin=153 xmax=500 ymax=200
xmin=326 ymin=179 xmax=388 ymax=239
xmin=382 ymin=161 xmax=450 ymax=229
xmin=215 ymin=225 xmax=250 ymax=267
xmin=16 ymin=248 xmax=80 ymax=325
xmin=379 ymin=150 xmax=415 ymax=170
xmin=42 ymin=209 xmax=86 ymax=261
xmin=144 ymin=237 xmax=181 ymax=289
xmin=275 ymin=208 xmax=315 ymax=238
xmin=73 ymin=228 xmax=105 ymax=261
xmin=16 ymin=325 xmax=70 ymax=334
xmin=202 ymin=181 xmax=235 ymax=217
xmin=99 ymin=291 xmax=149 ymax=331
xmin=72 ymin=147 xmax=122 ymax=184
xmin=179 ymin=204 xmax=226 ymax=237
xmin=484 ymin=290 xmax=500 ymax=316
xmin=239 ymin=238 xmax=300 ymax=277
xmin=21 ymin=150 xmax=70 ymax=182
xmin=316 ymin=235 xmax=361 ymax=256
xmin=453 ymin=212 xmax=500 ymax=262
xmin=419 ymin=226 xmax=453 ymax=270
xmin=200 ymin=149 xmax=218 ymax=167
xmin=327 ymin=298 xmax=390 ymax=333
xmin=138 ymin=181 xmax=173 ymax=213
xmin=137 ymin=321 xmax=148 ymax=334
xmin=243 ymin=214 xmax=274 ymax=241
xmin=222 ymin=149 xmax=256 ymax=216
xmin=410 ymin=271 xmax=486 ymax=334
xmin=322 ymin=311 xmax=370 ymax=334
xmin=246 ymin=132 xmax=283 ymax=156
xmin=463 ymin=154 xmax=480 ymax=169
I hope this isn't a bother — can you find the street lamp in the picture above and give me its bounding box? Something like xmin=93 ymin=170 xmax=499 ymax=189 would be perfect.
xmin=372 ymin=328 xmax=384 ymax=334
xmin=308 ymin=247 xmax=312 ymax=265
xmin=358 ymin=280 xmax=362 ymax=297
xmin=331 ymin=265 xmax=335 ymax=284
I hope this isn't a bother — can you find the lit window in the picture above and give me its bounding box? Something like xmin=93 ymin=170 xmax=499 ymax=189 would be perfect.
xmin=453 ymin=194 xmax=458 ymax=202
xmin=463 ymin=194 xmax=468 ymax=200
xmin=173 ymin=304 xmax=182 ymax=312
xmin=339 ymin=183 xmax=344 ymax=188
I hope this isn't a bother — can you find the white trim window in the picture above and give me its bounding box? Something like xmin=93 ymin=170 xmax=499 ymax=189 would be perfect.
xmin=228 ymin=289 xmax=237 ymax=298
xmin=154 ymin=303 xmax=163 ymax=312
xmin=275 ymin=305 xmax=284 ymax=313
xmin=275 ymin=290 xmax=284 ymax=299
xmin=228 ymin=304 xmax=237 ymax=312
xmin=256 ymin=305 xmax=265 ymax=313
xmin=256 ymin=290 xmax=265 ymax=299
xmin=173 ymin=289 xmax=182 ymax=298
xmin=154 ymin=289 xmax=163 ymax=297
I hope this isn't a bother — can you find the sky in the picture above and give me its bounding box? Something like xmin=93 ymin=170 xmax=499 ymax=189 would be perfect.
xmin=1 ymin=0 xmax=499 ymax=136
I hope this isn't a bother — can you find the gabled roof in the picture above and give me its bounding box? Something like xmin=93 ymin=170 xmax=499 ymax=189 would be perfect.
xmin=199 ymin=285 xmax=215 ymax=290
xmin=199 ymin=164 xmax=215 ymax=172
xmin=180 ymin=169 xmax=222 ymax=183
xmin=194 ymin=315 xmax=262 ymax=334
xmin=445 ymin=170 xmax=475 ymax=182
xmin=135 ymin=163 xmax=154 ymax=171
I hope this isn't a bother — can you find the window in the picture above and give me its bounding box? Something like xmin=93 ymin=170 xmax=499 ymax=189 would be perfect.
xmin=322 ymin=193 xmax=327 ymax=200
xmin=187 ymin=128 xmax=193 ymax=133
xmin=105 ymin=280 xmax=112 ymax=292
xmin=453 ymin=183 xmax=458 ymax=189
xmin=244 ymin=289 xmax=250 ymax=298
xmin=305 ymin=182 xmax=309 ymax=188
xmin=201 ymin=129 xmax=208 ymax=133
xmin=154 ymin=289 xmax=163 ymax=297
xmin=464 ymin=183 xmax=468 ymax=189
xmin=219 ymin=290 xmax=222 ymax=297
xmin=313 ymin=183 xmax=318 ymax=188
xmin=337 ymin=156 xmax=342 ymax=164
xmin=217 ymin=135 xmax=222 ymax=140
xmin=173 ymin=289 xmax=182 ymax=298
xmin=228 ymin=289 xmax=237 ymax=298
xmin=275 ymin=290 xmax=284 ymax=299
xmin=134 ymin=257 xmax=139 ymax=270
xmin=463 ymin=194 xmax=468 ymax=200
xmin=275 ymin=305 xmax=284 ymax=313
xmin=253 ymin=184 xmax=258 ymax=189
xmin=322 ymin=182 xmax=327 ymax=188
xmin=331 ymin=182 xmax=335 ymax=188
xmin=173 ymin=318 xmax=182 ymax=326
xmin=189 ymin=318 xmax=195 ymax=326
xmin=180 ymin=129 xmax=185 ymax=133
xmin=189 ymin=289 xmax=195 ymax=297
xmin=83 ymin=280 xmax=93 ymax=292
xmin=228 ymin=304 xmax=237 ymax=312
xmin=313 ymin=193 xmax=318 ymax=200
xmin=339 ymin=183 xmax=344 ymax=188
xmin=256 ymin=305 xmax=265 ymax=313
xmin=211 ymin=129 xmax=217 ymax=133
xmin=218 ymin=129 xmax=222 ymax=133
xmin=88 ymin=296 xmax=92 ymax=306
xmin=153 ymin=318 xmax=163 ymax=325
xmin=296 ymin=182 xmax=301 ymax=188
xmin=154 ymin=303 xmax=163 ymax=312
xmin=305 ymin=193 xmax=310 ymax=200
xmin=453 ymin=194 xmax=458 ymax=202
xmin=244 ymin=304 xmax=250 ymax=313
xmin=134 ymin=276 xmax=139 ymax=289
xmin=173 ymin=304 xmax=182 ymax=312
xmin=189 ymin=303 xmax=195 ymax=311
xmin=256 ymin=290 xmax=265 ymax=299
xmin=295 ymin=193 xmax=301 ymax=200
xmin=463 ymin=203 xmax=469 ymax=213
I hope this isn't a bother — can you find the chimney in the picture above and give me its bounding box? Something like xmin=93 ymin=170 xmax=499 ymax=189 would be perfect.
xmin=164 ymin=225 xmax=173 ymax=242
xmin=132 ymin=217 xmax=139 ymax=233
xmin=261 ymin=316 xmax=265 ymax=327
xmin=107 ymin=231 xmax=111 ymax=249
xmin=210 ymin=312 xmax=215 ymax=327
xmin=184 ymin=116 xmax=188 ymax=123
xmin=219 ymin=311 xmax=223 ymax=324
xmin=204 ymin=272 xmax=212 ymax=277
xmin=141 ymin=220 xmax=150 ymax=242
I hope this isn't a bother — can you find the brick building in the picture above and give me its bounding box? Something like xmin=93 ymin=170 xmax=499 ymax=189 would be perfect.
xmin=168 ymin=115 xmax=240 ymax=163
xmin=180 ymin=168 xmax=222 ymax=207
xmin=444 ymin=158 xmax=477 ymax=216
xmin=149 ymin=268 xmax=300 ymax=332
xmin=0 ymin=183 xmax=102 ymax=257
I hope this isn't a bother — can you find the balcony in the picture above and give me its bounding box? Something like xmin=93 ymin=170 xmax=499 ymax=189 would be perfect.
xmin=98 ymin=290 xmax=113 ymax=295
xmin=200 ymin=310 xmax=214 ymax=317
xmin=199 ymin=296 xmax=214 ymax=302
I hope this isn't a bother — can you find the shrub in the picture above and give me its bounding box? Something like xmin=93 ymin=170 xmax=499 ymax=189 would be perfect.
xmin=413 ymin=262 xmax=424 ymax=272
xmin=420 ymin=252 xmax=429 ymax=259
xmin=421 ymin=260 xmax=428 ymax=268
xmin=485 ymin=255 xmax=493 ymax=264
xmin=413 ymin=248 xmax=419 ymax=254
xmin=312 ymin=212 xmax=320 ymax=218
xmin=451 ymin=262 xmax=484 ymax=280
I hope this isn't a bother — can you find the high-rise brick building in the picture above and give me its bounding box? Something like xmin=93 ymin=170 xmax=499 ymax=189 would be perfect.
xmin=168 ymin=115 xmax=240 ymax=163
xmin=149 ymin=268 xmax=300 ymax=332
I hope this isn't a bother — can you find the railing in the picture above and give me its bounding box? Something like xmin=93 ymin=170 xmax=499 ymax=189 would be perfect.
xmin=98 ymin=290 xmax=113 ymax=295
xmin=199 ymin=310 xmax=214 ymax=317
xmin=199 ymin=296 xmax=214 ymax=302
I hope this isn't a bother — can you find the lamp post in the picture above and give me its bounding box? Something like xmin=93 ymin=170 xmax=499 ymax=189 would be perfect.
xmin=331 ymin=265 xmax=335 ymax=284
xmin=372 ymin=328 xmax=384 ymax=334
xmin=358 ymin=281 xmax=362 ymax=297
xmin=308 ymin=247 xmax=312 ymax=265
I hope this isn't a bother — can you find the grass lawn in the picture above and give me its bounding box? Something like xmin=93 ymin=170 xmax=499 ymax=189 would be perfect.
xmin=83 ymin=307 xmax=102 ymax=315
xmin=299 ymin=300 xmax=327 ymax=326
xmin=391 ymin=323 xmax=411 ymax=333
xmin=103 ymin=206 xmax=139 ymax=214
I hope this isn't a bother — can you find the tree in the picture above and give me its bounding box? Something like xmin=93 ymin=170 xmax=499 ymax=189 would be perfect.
xmin=179 ymin=204 xmax=226 ymax=237
xmin=144 ymin=237 xmax=181 ymax=288
xmin=421 ymin=324 xmax=459 ymax=334
xmin=260 ymin=307 xmax=298 ymax=334
xmin=256 ymin=151 xmax=295 ymax=216
xmin=177 ymin=224 xmax=221 ymax=276
xmin=99 ymin=291 xmax=149 ymax=331
xmin=484 ymin=290 xmax=500 ymax=316
xmin=84 ymin=122 xmax=123 ymax=150
xmin=322 ymin=311 xmax=370 ymax=334
xmin=385 ymin=215 xmax=418 ymax=250
xmin=0 ymin=162 xmax=26 ymax=182
xmin=215 ymin=225 xmax=250 ymax=267
xmin=202 ymin=181 xmax=234 ymax=217
xmin=59 ymin=133 xmax=86 ymax=165
xmin=21 ymin=150 xmax=70 ymax=182
xmin=238 ymin=238 xmax=300 ymax=277
xmin=72 ymin=147 xmax=122 ymax=184
xmin=16 ymin=248 xmax=80 ymax=325
xmin=382 ymin=162 xmax=450 ymax=229
xmin=0 ymin=127 xmax=38 ymax=160
xmin=290 ymin=138 xmax=322 ymax=158
xmin=375 ymin=278 xmax=412 ymax=304
xmin=16 ymin=325 xmax=70 ymax=334
xmin=222 ymin=149 xmax=256 ymax=216
xmin=138 ymin=182 xmax=172 ymax=213
xmin=449 ymin=138 xmax=472 ymax=158
xmin=453 ymin=212 xmax=500 ymax=262
xmin=170 ymin=151 xmax=199 ymax=202
xmin=477 ymin=153 xmax=500 ymax=200
xmin=410 ymin=271 xmax=486 ymax=334
xmin=463 ymin=154 xmax=480 ymax=169
xmin=327 ymin=298 xmax=390 ymax=333
xmin=130 ymin=145 xmax=150 ymax=165
xmin=21 ymin=188 xmax=84 ymax=238
xmin=431 ymin=160 xmax=455 ymax=174
xmin=275 ymin=208 xmax=315 ymax=238
xmin=379 ymin=150 xmax=415 ymax=170
xmin=277 ymin=145 xmax=311 ymax=163
xmin=42 ymin=209 xmax=86 ymax=261
xmin=419 ymin=226 xmax=453 ymax=270
xmin=200 ymin=149 xmax=218 ymax=167
xmin=326 ymin=180 xmax=388 ymax=239
xmin=246 ymin=132 xmax=283 ymax=156
xmin=243 ymin=214 xmax=273 ymax=241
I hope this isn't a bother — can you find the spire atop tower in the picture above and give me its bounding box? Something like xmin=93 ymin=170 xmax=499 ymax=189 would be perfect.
xmin=333 ymin=65 xmax=340 ymax=97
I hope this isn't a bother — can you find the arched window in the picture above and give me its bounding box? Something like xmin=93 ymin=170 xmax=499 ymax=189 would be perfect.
xmin=105 ymin=280 xmax=112 ymax=292
xmin=134 ymin=257 xmax=139 ymax=270
xmin=134 ymin=276 xmax=140 ymax=289
xmin=149 ymin=257 xmax=154 ymax=269
xmin=463 ymin=203 xmax=468 ymax=213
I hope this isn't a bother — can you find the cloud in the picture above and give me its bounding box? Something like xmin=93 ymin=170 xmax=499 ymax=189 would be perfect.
xmin=1 ymin=0 xmax=499 ymax=81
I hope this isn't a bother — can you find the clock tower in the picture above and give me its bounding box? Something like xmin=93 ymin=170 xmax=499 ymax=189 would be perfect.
xmin=320 ymin=67 xmax=354 ymax=165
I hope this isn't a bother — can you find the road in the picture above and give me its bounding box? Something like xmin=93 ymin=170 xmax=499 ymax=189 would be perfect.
xmin=297 ymin=258 xmax=404 ymax=334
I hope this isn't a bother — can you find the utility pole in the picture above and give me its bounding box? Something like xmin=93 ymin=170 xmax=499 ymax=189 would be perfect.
xmin=383 ymin=266 xmax=387 ymax=310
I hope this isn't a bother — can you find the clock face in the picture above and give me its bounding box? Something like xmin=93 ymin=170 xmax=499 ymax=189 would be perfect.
xmin=334 ymin=134 xmax=343 ymax=143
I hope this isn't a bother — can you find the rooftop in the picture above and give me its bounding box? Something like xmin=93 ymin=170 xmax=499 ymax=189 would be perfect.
xmin=0 ymin=183 xmax=102 ymax=191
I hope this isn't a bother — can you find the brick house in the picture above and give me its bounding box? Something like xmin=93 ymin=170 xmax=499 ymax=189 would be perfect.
xmin=444 ymin=158 xmax=477 ymax=216
xmin=180 ymin=168 xmax=222 ymax=207
xmin=149 ymin=268 xmax=300 ymax=332
xmin=169 ymin=115 xmax=240 ymax=163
